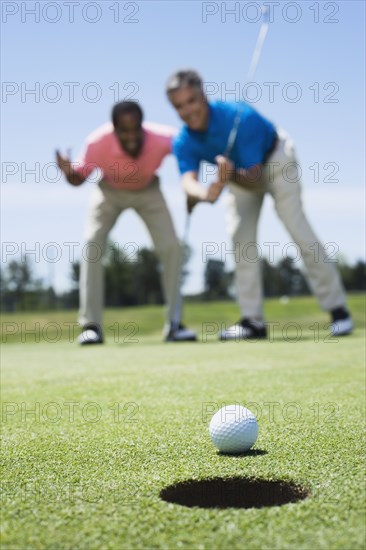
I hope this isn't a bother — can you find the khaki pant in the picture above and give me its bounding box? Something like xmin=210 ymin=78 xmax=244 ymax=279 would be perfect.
xmin=78 ymin=177 xmax=182 ymax=328
xmin=225 ymin=129 xmax=347 ymax=318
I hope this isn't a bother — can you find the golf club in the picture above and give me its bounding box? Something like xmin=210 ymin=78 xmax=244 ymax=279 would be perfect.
xmin=224 ymin=5 xmax=270 ymax=157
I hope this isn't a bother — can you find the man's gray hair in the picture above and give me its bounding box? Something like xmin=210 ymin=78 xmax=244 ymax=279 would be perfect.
xmin=166 ymin=70 xmax=203 ymax=95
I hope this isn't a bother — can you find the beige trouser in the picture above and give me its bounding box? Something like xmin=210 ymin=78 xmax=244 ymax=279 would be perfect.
xmin=225 ymin=129 xmax=347 ymax=319
xmin=78 ymin=177 xmax=182 ymax=328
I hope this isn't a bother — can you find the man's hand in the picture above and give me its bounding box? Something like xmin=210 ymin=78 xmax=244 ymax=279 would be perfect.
xmin=206 ymin=180 xmax=225 ymax=204
xmin=182 ymin=170 xmax=226 ymax=213
xmin=216 ymin=158 xmax=266 ymax=193
xmin=186 ymin=180 xmax=225 ymax=211
xmin=56 ymin=150 xmax=72 ymax=176
xmin=215 ymin=155 xmax=234 ymax=184
xmin=186 ymin=195 xmax=201 ymax=214
xmin=55 ymin=150 xmax=85 ymax=186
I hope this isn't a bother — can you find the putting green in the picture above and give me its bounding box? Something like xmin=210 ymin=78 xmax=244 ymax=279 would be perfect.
xmin=1 ymin=295 xmax=365 ymax=549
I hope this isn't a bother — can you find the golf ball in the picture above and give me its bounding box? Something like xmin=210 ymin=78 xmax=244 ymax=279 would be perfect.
xmin=209 ymin=404 xmax=258 ymax=454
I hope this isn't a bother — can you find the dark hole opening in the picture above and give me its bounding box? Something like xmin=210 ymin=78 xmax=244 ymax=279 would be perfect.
xmin=160 ymin=477 xmax=309 ymax=509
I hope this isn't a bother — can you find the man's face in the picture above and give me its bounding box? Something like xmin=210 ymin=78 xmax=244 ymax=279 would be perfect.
xmin=114 ymin=112 xmax=143 ymax=157
xmin=168 ymin=86 xmax=209 ymax=131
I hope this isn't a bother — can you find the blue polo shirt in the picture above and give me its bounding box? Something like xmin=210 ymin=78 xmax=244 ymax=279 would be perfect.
xmin=173 ymin=101 xmax=276 ymax=174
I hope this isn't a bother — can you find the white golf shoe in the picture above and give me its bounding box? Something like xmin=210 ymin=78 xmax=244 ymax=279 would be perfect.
xmin=78 ymin=323 xmax=104 ymax=345
xmin=330 ymin=307 xmax=353 ymax=336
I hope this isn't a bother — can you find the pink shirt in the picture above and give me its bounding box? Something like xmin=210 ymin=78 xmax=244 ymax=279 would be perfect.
xmin=74 ymin=122 xmax=176 ymax=190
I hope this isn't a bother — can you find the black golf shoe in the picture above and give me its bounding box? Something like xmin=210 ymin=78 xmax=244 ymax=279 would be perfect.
xmin=219 ymin=318 xmax=267 ymax=341
xmin=164 ymin=322 xmax=197 ymax=342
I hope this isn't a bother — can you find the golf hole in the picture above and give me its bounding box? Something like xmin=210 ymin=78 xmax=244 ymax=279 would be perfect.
xmin=160 ymin=477 xmax=309 ymax=509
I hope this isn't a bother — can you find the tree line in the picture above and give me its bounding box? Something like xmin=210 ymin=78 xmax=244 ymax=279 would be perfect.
xmin=1 ymin=242 xmax=365 ymax=311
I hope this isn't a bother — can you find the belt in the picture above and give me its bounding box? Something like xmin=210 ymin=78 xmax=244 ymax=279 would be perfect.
xmin=263 ymin=132 xmax=279 ymax=164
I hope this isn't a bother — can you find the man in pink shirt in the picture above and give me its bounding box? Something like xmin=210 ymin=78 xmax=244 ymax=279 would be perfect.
xmin=56 ymin=101 xmax=196 ymax=344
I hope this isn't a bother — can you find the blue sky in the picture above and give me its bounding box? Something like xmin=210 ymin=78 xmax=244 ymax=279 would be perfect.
xmin=1 ymin=0 xmax=365 ymax=293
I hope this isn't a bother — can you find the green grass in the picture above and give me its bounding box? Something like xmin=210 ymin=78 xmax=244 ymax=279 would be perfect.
xmin=2 ymin=292 xmax=365 ymax=343
xmin=1 ymin=295 xmax=365 ymax=549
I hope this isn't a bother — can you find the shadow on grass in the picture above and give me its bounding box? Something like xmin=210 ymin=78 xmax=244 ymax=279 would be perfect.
xmin=217 ymin=448 xmax=267 ymax=457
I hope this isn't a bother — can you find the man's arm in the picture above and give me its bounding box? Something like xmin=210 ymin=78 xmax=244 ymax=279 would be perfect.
xmin=182 ymin=171 xmax=207 ymax=201
xmin=216 ymin=155 xmax=265 ymax=192
xmin=182 ymin=171 xmax=225 ymax=212
xmin=56 ymin=150 xmax=86 ymax=186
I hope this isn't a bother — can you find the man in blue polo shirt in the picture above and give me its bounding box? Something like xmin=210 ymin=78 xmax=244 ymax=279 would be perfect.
xmin=166 ymin=69 xmax=353 ymax=339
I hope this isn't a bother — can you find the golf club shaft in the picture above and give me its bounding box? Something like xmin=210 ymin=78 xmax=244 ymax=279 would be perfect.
xmin=183 ymin=210 xmax=191 ymax=244
xmin=225 ymin=6 xmax=269 ymax=157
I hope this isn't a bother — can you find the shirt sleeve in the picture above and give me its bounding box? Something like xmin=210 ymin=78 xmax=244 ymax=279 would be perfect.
xmin=173 ymin=135 xmax=200 ymax=174
xmin=162 ymin=134 xmax=174 ymax=156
